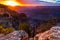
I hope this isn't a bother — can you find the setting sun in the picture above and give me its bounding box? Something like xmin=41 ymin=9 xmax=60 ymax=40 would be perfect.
xmin=0 ymin=0 xmax=21 ymax=6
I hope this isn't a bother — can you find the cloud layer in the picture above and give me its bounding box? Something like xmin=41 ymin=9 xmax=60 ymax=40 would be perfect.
xmin=18 ymin=0 xmax=60 ymax=6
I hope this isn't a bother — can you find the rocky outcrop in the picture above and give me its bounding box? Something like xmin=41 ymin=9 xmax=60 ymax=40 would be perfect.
xmin=0 ymin=30 xmax=28 ymax=40
xmin=37 ymin=26 xmax=60 ymax=40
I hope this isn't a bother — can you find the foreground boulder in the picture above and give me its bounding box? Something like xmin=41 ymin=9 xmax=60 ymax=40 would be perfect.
xmin=38 ymin=26 xmax=60 ymax=40
xmin=0 ymin=30 xmax=28 ymax=40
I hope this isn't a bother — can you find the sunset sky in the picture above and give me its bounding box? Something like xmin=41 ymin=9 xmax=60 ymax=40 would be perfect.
xmin=0 ymin=0 xmax=60 ymax=6
xmin=17 ymin=0 xmax=60 ymax=6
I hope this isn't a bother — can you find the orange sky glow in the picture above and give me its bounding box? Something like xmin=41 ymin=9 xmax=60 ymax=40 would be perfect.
xmin=0 ymin=0 xmax=44 ymax=11
xmin=0 ymin=0 xmax=21 ymax=6
xmin=0 ymin=0 xmax=43 ymax=6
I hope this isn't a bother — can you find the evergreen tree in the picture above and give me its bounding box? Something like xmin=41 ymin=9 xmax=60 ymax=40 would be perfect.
xmin=18 ymin=13 xmax=31 ymax=36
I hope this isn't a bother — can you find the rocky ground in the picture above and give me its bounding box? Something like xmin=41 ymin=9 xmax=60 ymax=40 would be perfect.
xmin=0 ymin=30 xmax=28 ymax=40
xmin=34 ymin=26 xmax=60 ymax=40
xmin=0 ymin=26 xmax=60 ymax=40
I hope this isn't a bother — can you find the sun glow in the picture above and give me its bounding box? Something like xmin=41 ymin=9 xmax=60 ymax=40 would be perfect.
xmin=0 ymin=0 xmax=21 ymax=6
xmin=0 ymin=0 xmax=44 ymax=7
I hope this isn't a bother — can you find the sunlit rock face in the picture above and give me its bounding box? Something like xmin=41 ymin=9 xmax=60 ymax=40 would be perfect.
xmin=38 ymin=26 xmax=60 ymax=40
xmin=34 ymin=33 xmax=41 ymax=40
xmin=0 ymin=30 xmax=28 ymax=40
